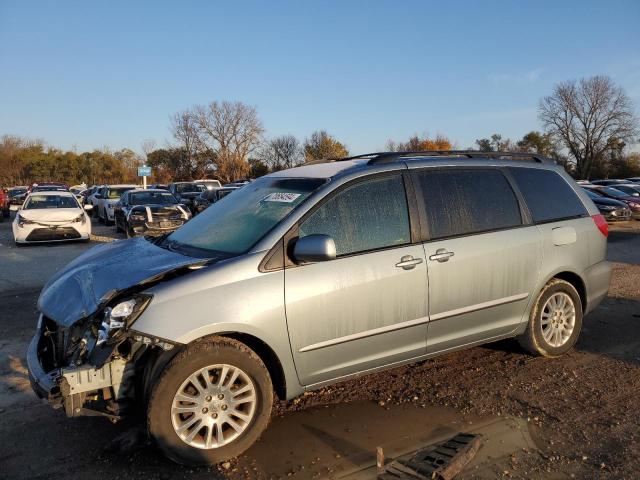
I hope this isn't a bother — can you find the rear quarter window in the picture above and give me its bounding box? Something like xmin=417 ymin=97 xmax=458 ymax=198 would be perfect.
xmin=508 ymin=168 xmax=588 ymax=223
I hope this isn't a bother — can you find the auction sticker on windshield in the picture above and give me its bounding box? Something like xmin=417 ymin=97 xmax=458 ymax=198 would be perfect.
xmin=262 ymin=192 xmax=301 ymax=203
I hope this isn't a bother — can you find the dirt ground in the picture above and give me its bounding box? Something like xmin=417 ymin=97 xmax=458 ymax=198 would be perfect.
xmin=1 ymin=216 xmax=639 ymax=479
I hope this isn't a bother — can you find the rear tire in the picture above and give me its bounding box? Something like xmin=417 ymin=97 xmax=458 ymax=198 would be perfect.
xmin=518 ymin=278 xmax=583 ymax=358
xmin=147 ymin=337 xmax=273 ymax=466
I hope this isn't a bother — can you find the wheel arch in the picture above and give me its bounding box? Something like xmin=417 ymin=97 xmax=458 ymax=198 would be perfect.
xmin=550 ymin=270 xmax=587 ymax=312
xmin=215 ymin=332 xmax=287 ymax=400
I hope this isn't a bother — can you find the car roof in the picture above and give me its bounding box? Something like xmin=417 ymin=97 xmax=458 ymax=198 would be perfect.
xmin=107 ymin=184 xmax=137 ymax=188
xmin=267 ymin=160 xmax=369 ymax=179
xmin=267 ymin=151 xmax=560 ymax=181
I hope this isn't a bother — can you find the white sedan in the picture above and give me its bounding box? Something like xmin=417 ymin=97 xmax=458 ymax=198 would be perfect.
xmin=13 ymin=191 xmax=92 ymax=244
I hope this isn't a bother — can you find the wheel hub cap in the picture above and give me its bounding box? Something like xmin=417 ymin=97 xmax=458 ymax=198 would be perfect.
xmin=540 ymin=292 xmax=576 ymax=348
xmin=171 ymin=364 xmax=257 ymax=449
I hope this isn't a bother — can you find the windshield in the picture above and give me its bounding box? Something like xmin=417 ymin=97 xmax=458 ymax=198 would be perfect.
xmin=130 ymin=191 xmax=177 ymax=205
xmin=176 ymin=183 xmax=205 ymax=193
xmin=108 ymin=187 xmax=134 ymax=199
xmin=166 ymin=177 xmax=326 ymax=256
xmin=24 ymin=195 xmax=79 ymax=209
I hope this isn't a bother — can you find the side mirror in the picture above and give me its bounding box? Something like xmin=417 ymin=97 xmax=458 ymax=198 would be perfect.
xmin=84 ymin=204 xmax=94 ymax=211
xmin=94 ymin=194 xmax=102 ymax=199
xmin=292 ymin=234 xmax=336 ymax=264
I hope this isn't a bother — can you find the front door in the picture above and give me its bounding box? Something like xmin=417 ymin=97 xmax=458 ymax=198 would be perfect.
xmin=285 ymin=173 xmax=429 ymax=386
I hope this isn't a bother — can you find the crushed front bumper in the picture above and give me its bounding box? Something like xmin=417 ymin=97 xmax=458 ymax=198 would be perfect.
xmin=26 ymin=314 xmax=131 ymax=420
xmin=27 ymin=326 xmax=62 ymax=405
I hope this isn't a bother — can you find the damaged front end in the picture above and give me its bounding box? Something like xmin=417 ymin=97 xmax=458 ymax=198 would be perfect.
xmin=27 ymin=293 xmax=178 ymax=421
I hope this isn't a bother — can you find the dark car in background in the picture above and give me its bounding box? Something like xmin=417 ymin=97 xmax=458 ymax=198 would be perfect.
xmin=114 ymin=189 xmax=191 ymax=237
xmin=168 ymin=182 xmax=206 ymax=212
xmin=28 ymin=181 xmax=69 ymax=192
xmin=608 ymin=183 xmax=640 ymax=198
xmin=583 ymin=185 xmax=640 ymax=219
xmin=31 ymin=184 xmax=69 ymax=193
xmin=582 ymin=188 xmax=631 ymax=222
xmin=193 ymin=186 xmax=238 ymax=214
xmin=626 ymin=177 xmax=640 ymax=184
xmin=590 ymin=179 xmax=635 ymax=186
xmin=8 ymin=186 xmax=28 ymax=205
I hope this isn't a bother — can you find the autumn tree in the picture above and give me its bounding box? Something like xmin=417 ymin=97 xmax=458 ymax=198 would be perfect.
xmin=387 ymin=134 xmax=452 ymax=152
xmin=260 ymin=134 xmax=303 ymax=171
xmin=303 ymin=130 xmax=349 ymax=162
xmin=539 ymin=75 xmax=639 ymax=178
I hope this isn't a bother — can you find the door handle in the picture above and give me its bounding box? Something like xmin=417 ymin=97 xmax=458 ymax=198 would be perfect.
xmin=395 ymin=255 xmax=424 ymax=270
xmin=429 ymin=248 xmax=455 ymax=263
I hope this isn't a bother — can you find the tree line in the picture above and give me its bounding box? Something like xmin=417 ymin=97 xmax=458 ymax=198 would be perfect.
xmin=1 ymin=75 xmax=638 ymax=187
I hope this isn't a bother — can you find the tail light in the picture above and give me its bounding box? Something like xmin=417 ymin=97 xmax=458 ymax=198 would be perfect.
xmin=591 ymin=214 xmax=608 ymax=238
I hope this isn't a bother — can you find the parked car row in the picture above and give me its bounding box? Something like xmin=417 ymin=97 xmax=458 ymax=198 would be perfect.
xmin=579 ymin=181 xmax=640 ymax=221
xmin=6 ymin=179 xmax=243 ymax=244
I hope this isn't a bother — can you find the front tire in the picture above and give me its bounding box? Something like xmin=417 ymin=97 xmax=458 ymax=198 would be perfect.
xmin=147 ymin=337 xmax=273 ymax=466
xmin=518 ymin=278 xmax=583 ymax=357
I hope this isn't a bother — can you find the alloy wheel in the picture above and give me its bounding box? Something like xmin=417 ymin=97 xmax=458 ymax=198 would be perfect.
xmin=171 ymin=364 xmax=257 ymax=449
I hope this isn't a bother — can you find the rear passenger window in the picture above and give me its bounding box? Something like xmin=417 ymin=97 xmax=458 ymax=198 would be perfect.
xmin=299 ymin=175 xmax=411 ymax=256
xmin=415 ymin=169 xmax=522 ymax=239
xmin=508 ymin=168 xmax=587 ymax=223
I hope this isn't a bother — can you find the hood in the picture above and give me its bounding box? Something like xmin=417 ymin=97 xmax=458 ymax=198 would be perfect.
xmin=19 ymin=208 xmax=82 ymax=223
xmin=37 ymin=238 xmax=205 ymax=326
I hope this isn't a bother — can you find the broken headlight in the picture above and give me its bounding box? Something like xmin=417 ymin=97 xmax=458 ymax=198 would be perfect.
xmin=97 ymin=296 xmax=151 ymax=346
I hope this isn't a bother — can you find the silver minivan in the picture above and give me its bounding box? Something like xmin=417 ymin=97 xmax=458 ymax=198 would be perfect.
xmin=27 ymin=151 xmax=611 ymax=465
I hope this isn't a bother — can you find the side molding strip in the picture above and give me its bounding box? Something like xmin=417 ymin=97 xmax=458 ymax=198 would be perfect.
xmin=298 ymin=292 xmax=529 ymax=353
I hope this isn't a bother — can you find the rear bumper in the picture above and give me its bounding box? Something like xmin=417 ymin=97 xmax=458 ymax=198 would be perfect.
xmin=584 ymin=261 xmax=612 ymax=314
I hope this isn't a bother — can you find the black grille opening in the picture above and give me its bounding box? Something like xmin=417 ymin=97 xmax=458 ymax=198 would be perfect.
xmin=26 ymin=227 xmax=81 ymax=242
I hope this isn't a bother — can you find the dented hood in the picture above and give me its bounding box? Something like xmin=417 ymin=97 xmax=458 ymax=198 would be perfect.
xmin=38 ymin=238 xmax=205 ymax=326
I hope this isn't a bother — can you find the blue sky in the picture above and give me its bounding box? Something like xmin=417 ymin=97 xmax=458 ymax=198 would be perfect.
xmin=1 ymin=0 xmax=639 ymax=154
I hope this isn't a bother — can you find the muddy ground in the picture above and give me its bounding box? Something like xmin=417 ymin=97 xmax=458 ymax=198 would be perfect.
xmin=0 ymin=215 xmax=638 ymax=479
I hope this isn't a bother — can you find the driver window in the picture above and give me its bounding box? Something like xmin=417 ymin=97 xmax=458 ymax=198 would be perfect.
xmin=299 ymin=174 xmax=411 ymax=256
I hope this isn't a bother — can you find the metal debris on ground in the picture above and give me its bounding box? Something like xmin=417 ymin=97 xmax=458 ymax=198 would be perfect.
xmin=377 ymin=433 xmax=481 ymax=480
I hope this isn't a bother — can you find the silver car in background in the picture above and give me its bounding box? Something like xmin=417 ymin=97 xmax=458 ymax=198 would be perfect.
xmin=27 ymin=151 xmax=611 ymax=465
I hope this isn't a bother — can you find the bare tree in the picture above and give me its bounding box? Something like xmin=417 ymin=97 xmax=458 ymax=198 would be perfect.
xmin=170 ymin=110 xmax=202 ymax=177
xmin=303 ymin=130 xmax=349 ymax=162
xmin=539 ymin=75 xmax=639 ymax=178
xmin=260 ymin=134 xmax=303 ymax=171
xmin=141 ymin=138 xmax=156 ymax=162
xmin=192 ymin=101 xmax=264 ymax=182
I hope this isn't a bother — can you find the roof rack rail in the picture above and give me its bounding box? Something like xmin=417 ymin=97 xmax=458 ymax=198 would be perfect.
xmin=363 ymin=150 xmax=555 ymax=165
xmin=304 ymin=150 xmax=556 ymax=166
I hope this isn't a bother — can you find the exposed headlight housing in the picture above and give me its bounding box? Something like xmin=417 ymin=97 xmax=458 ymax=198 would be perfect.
xmin=97 ymin=295 xmax=151 ymax=346
xmin=73 ymin=213 xmax=86 ymax=224
xmin=129 ymin=213 xmax=146 ymax=221
xmin=17 ymin=214 xmax=34 ymax=227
